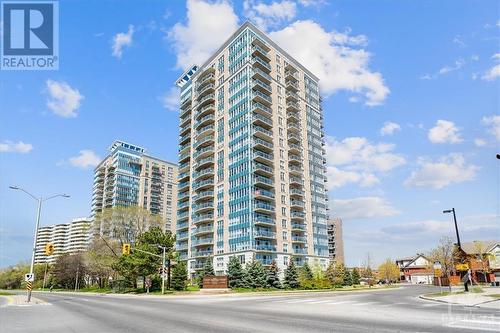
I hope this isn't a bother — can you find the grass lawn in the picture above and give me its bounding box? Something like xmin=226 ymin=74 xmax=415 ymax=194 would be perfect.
xmin=0 ymin=291 xmax=14 ymax=296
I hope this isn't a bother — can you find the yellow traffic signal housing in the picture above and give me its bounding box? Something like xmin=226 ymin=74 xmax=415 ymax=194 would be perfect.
xmin=122 ymin=243 xmax=131 ymax=255
xmin=45 ymin=243 xmax=54 ymax=256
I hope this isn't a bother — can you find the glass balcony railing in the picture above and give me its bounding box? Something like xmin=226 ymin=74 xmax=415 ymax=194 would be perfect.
xmin=252 ymin=68 xmax=272 ymax=83
xmin=252 ymin=102 xmax=272 ymax=116
xmin=252 ymin=56 xmax=272 ymax=72
xmin=252 ymin=90 xmax=272 ymax=105
xmin=255 ymin=244 xmax=276 ymax=252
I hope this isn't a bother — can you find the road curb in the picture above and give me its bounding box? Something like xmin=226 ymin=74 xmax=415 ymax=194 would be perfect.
xmin=418 ymin=294 xmax=497 ymax=308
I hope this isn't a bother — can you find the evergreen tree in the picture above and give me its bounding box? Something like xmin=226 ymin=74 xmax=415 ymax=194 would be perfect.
xmin=203 ymin=257 xmax=215 ymax=276
xmin=170 ymin=261 xmax=187 ymax=291
xmin=266 ymin=260 xmax=281 ymax=289
xmin=299 ymin=262 xmax=313 ymax=281
xmin=343 ymin=269 xmax=352 ymax=286
xmin=283 ymin=260 xmax=300 ymax=289
xmin=227 ymin=256 xmax=246 ymax=288
xmin=351 ymin=268 xmax=360 ymax=285
xmin=246 ymin=260 xmax=267 ymax=288
xmin=326 ymin=261 xmax=345 ymax=287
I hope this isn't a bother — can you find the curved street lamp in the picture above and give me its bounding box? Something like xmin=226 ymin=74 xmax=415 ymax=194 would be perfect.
xmin=9 ymin=186 xmax=69 ymax=302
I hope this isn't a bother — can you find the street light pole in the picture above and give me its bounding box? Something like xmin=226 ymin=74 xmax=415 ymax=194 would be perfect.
xmin=161 ymin=246 xmax=166 ymax=295
xmin=9 ymin=186 xmax=69 ymax=303
xmin=443 ymin=208 xmax=461 ymax=249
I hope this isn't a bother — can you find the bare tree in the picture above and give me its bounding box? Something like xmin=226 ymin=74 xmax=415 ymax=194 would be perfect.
xmin=94 ymin=206 xmax=162 ymax=244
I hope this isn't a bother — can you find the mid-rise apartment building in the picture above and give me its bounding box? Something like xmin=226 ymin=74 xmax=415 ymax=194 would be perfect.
xmin=327 ymin=218 xmax=344 ymax=264
xmin=175 ymin=22 xmax=329 ymax=278
xmin=34 ymin=218 xmax=92 ymax=264
xmin=91 ymin=141 xmax=178 ymax=231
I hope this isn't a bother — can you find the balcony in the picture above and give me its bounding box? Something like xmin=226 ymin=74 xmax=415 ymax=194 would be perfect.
xmin=289 ymin=165 xmax=302 ymax=176
xmin=194 ymin=156 xmax=215 ymax=170
xmin=253 ymin=162 xmax=273 ymax=177
xmin=193 ymin=167 xmax=214 ymax=181
xmin=291 ymin=211 xmax=306 ymax=220
xmin=180 ymin=96 xmax=192 ymax=109
xmin=254 ymin=200 xmax=275 ymax=213
xmin=197 ymin=73 xmax=215 ymax=89
xmin=192 ymin=250 xmax=213 ymax=258
xmin=292 ymin=236 xmax=307 ymax=243
xmin=179 ymin=133 xmax=191 ymax=145
xmin=196 ymin=124 xmax=215 ymax=139
xmin=177 ymin=232 xmax=189 ymax=241
xmin=197 ymin=93 xmax=215 ymax=109
xmin=290 ymin=200 xmax=305 ymax=209
xmin=253 ymin=187 xmax=275 ymax=201
xmin=254 ymin=229 xmax=276 ymax=239
xmin=177 ymin=210 xmax=189 ymax=221
xmin=178 ymin=200 xmax=189 ymax=211
xmin=287 ymin=132 xmax=301 ymax=143
xmin=191 ymin=237 xmax=214 ymax=247
xmin=196 ymin=103 xmax=215 ymax=119
xmin=294 ymin=248 xmax=308 ymax=255
xmin=286 ymin=101 xmax=300 ymax=112
xmin=193 ymin=145 xmax=214 ymax=160
xmin=178 ymin=190 xmax=190 ymax=201
xmin=253 ymin=125 xmax=273 ymax=141
xmin=252 ymin=90 xmax=272 ymax=106
xmin=285 ymin=70 xmax=299 ymax=81
xmin=252 ymin=79 xmax=272 ymax=95
xmin=291 ymin=223 xmax=306 ymax=231
xmin=193 ymin=134 xmax=214 ymax=149
xmin=252 ymin=68 xmax=272 ymax=83
xmin=255 ymin=244 xmax=276 ymax=252
xmin=254 ymin=214 xmax=275 ymax=227
xmin=176 ymin=221 xmax=189 ymax=231
xmin=193 ymin=178 xmax=214 ymax=191
xmin=289 ymin=176 xmax=304 ymax=186
xmin=194 ymin=114 xmax=215 ymax=129
xmin=193 ymin=213 xmax=214 ymax=224
xmin=287 ymin=122 xmax=301 ymax=133
xmin=178 ymin=181 xmax=190 ymax=191
xmin=197 ymin=83 xmax=215 ymax=100
xmin=179 ymin=161 xmax=190 ymax=173
xmin=252 ymin=56 xmax=271 ymax=73
xmin=288 ymin=143 xmax=301 ymax=154
xmin=286 ymin=80 xmax=299 ymax=91
xmin=252 ymin=113 xmax=272 ymax=129
xmin=180 ymin=106 xmax=192 ymax=118
xmin=251 ymin=43 xmax=270 ymax=62
xmin=180 ymin=118 xmax=191 ymax=132
xmin=286 ymin=91 xmax=299 ymax=102
xmin=193 ymin=225 xmax=214 ymax=236
xmin=194 ymin=202 xmax=214 ymax=214
xmin=179 ymin=151 xmax=190 ymax=163
xmin=254 ymin=174 xmax=273 ymax=188
xmin=287 ymin=111 xmax=300 ymax=123
xmin=193 ymin=190 xmax=214 ymax=202
xmin=289 ymin=153 xmax=302 ymax=164
xmin=253 ymin=150 xmax=274 ymax=166
xmin=252 ymin=102 xmax=272 ymax=117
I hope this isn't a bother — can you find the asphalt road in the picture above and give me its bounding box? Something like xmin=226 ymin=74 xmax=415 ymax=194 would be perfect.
xmin=1 ymin=285 xmax=498 ymax=332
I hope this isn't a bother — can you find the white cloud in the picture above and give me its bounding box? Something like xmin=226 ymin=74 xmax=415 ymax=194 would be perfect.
xmin=330 ymin=196 xmax=400 ymax=220
xmin=159 ymin=87 xmax=180 ymax=112
xmin=481 ymin=115 xmax=500 ymax=141
xmin=421 ymin=58 xmax=466 ymax=80
xmin=168 ymin=0 xmax=239 ymax=70
xmin=404 ymin=153 xmax=479 ymax=189
xmin=269 ymin=20 xmax=389 ymax=106
xmin=298 ymin=0 xmax=326 ymax=6
xmin=67 ymin=150 xmax=101 ymax=169
xmin=474 ymin=138 xmax=487 ymax=147
xmin=112 ymin=25 xmax=134 ymax=58
xmin=428 ymin=120 xmax=463 ymax=144
xmin=452 ymin=35 xmax=466 ymax=47
xmin=45 ymin=80 xmax=84 ymax=118
xmin=325 ymin=136 xmax=405 ymax=189
xmin=380 ymin=121 xmax=401 ymax=136
xmin=481 ymin=53 xmax=500 ymax=81
xmin=244 ymin=0 xmax=297 ymax=30
xmin=0 ymin=140 xmax=33 ymax=153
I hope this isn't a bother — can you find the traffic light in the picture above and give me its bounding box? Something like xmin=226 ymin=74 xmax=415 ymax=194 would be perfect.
xmin=45 ymin=243 xmax=54 ymax=256
xmin=122 ymin=243 xmax=131 ymax=255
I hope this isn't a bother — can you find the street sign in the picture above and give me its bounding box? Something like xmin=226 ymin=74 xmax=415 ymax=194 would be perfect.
xmin=433 ymin=261 xmax=442 ymax=270
xmin=25 ymin=273 xmax=34 ymax=282
xmin=434 ymin=269 xmax=442 ymax=277
xmin=455 ymin=263 xmax=469 ymax=271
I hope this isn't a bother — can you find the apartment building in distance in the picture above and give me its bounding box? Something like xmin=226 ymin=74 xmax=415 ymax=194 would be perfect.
xmin=91 ymin=141 xmax=178 ymax=232
xmin=175 ymin=22 xmax=329 ymax=278
xmin=34 ymin=218 xmax=92 ymax=264
xmin=327 ymin=218 xmax=344 ymax=264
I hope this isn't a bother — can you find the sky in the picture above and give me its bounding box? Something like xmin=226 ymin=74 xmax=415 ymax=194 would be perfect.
xmin=1 ymin=0 xmax=499 ymax=268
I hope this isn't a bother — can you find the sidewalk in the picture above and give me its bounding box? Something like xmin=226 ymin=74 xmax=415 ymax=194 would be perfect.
xmin=0 ymin=294 xmax=49 ymax=307
xmin=420 ymin=287 xmax=500 ymax=309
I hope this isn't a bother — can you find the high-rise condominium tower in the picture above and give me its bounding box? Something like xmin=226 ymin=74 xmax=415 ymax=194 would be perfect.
xmin=175 ymin=22 xmax=329 ymax=278
xmin=91 ymin=141 xmax=178 ymax=231
xmin=327 ymin=218 xmax=344 ymax=264
xmin=34 ymin=218 xmax=92 ymax=264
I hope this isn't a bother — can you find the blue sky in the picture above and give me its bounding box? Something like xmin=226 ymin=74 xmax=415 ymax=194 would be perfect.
xmin=1 ymin=0 xmax=499 ymax=268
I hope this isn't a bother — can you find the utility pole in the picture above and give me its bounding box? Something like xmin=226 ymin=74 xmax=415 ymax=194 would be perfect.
xmin=9 ymin=186 xmax=69 ymax=303
xmin=74 ymin=265 xmax=80 ymax=292
xmin=161 ymin=246 xmax=166 ymax=295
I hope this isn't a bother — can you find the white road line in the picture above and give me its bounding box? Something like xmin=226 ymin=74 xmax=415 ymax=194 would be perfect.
xmin=421 ymin=303 xmax=440 ymax=307
xmin=325 ymin=300 xmax=356 ymax=305
xmin=306 ymin=300 xmax=337 ymax=304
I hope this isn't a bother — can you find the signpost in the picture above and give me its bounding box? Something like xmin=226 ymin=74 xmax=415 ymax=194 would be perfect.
xmin=433 ymin=261 xmax=443 ymax=293
xmin=455 ymin=263 xmax=469 ymax=271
